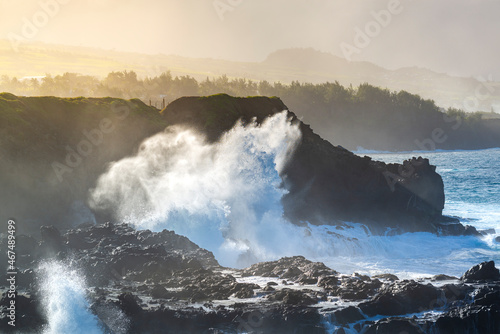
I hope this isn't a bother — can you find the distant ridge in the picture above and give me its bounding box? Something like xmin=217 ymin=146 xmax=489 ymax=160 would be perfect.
xmin=1 ymin=40 xmax=499 ymax=112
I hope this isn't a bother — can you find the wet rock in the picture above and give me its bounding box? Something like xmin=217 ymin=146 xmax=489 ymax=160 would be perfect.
xmin=437 ymin=222 xmax=480 ymax=236
xmin=241 ymin=256 xmax=336 ymax=282
xmin=268 ymin=288 xmax=317 ymax=305
xmin=333 ymin=306 xmax=364 ymax=325
xmin=472 ymin=286 xmax=500 ymax=307
xmin=231 ymin=284 xmax=256 ymax=299
xmin=318 ymin=275 xmax=339 ymax=289
xmin=337 ymin=277 xmax=382 ymax=300
xmin=434 ymin=304 xmax=500 ymax=334
xmin=431 ymin=274 xmax=458 ymax=281
xmin=150 ymin=285 xmax=170 ymax=299
xmin=0 ymin=293 xmax=45 ymax=333
xmin=39 ymin=225 xmax=64 ymax=256
xmin=16 ymin=235 xmax=37 ymax=255
xmin=17 ymin=269 xmax=36 ymax=289
xmin=441 ymin=283 xmax=473 ymax=302
xmin=461 ymin=261 xmax=500 ymax=282
xmin=365 ymin=318 xmax=424 ymax=334
xmin=262 ymin=285 xmax=275 ymax=292
xmin=117 ymin=292 xmax=143 ymax=316
xmin=359 ymin=280 xmax=441 ymax=316
xmin=281 ymin=267 xmax=303 ymax=279
xmin=372 ymin=273 xmax=399 ymax=281
xmin=479 ymin=228 xmax=496 ymax=235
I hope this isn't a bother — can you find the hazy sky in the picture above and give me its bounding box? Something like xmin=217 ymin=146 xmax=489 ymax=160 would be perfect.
xmin=1 ymin=0 xmax=499 ymax=78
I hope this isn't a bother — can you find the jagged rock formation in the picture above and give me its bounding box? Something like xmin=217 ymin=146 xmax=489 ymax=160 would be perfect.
xmin=0 ymin=222 xmax=499 ymax=333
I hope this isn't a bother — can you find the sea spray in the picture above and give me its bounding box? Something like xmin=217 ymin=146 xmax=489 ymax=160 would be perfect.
xmin=89 ymin=112 xmax=499 ymax=274
xmin=90 ymin=111 xmax=303 ymax=267
xmin=39 ymin=261 xmax=103 ymax=334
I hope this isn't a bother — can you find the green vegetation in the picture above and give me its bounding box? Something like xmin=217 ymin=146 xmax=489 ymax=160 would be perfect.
xmin=1 ymin=71 xmax=499 ymax=151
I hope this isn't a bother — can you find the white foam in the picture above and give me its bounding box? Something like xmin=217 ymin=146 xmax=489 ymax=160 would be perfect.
xmin=90 ymin=114 xmax=500 ymax=276
xmin=39 ymin=261 xmax=103 ymax=334
xmin=90 ymin=111 xmax=303 ymax=268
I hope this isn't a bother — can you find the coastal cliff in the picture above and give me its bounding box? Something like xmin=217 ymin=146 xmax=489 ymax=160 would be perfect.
xmin=0 ymin=93 xmax=468 ymax=235
xmin=162 ymin=94 xmax=452 ymax=233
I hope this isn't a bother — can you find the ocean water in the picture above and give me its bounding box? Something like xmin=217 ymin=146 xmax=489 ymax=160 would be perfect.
xmin=334 ymin=148 xmax=500 ymax=278
xmin=90 ymin=114 xmax=500 ymax=278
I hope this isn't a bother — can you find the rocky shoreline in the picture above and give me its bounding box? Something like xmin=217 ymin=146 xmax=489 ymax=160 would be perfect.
xmin=1 ymin=222 xmax=499 ymax=333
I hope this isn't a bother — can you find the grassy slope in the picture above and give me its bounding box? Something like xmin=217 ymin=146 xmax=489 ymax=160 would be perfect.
xmin=0 ymin=93 xmax=168 ymax=234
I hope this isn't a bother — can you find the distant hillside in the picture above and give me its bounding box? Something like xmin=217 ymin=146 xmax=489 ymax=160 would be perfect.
xmin=261 ymin=49 xmax=500 ymax=113
xmin=278 ymin=83 xmax=500 ymax=151
xmin=2 ymin=69 xmax=499 ymax=151
xmin=1 ymin=41 xmax=499 ymax=112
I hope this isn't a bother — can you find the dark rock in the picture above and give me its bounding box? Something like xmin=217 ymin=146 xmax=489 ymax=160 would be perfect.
xmin=441 ymin=283 xmax=473 ymax=302
xmin=231 ymin=283 xmax=256 ymax=299
xmin=353 ymin=273 xmax=371 ymax=282
xmin=434 ymin=304 xmax=500 ymax=334
xmin=16 ymin=235 xmax=37 ymax=255
xmin=317 ymin=275 xmax=339 ymax=289
xmin=495 ymin=236 xmax=500 ymax=243
xmin=431 ymin=274 xmax=458 ymax=281
xmin=39 ymin=225 xmax=64 ymax=256
xmin=241 ymin=256 xmax=336 ymax=282
xmin=40 ymin=225 xmax=62 ymax=245
xmin=479 ymin=228 xmax=496 ymax=235
xmin=268 ymin=288 xmax=317 ymax=305
xmin=461 ymin=261 xmax=500 ymax=282
xmin=336 ymin=277 xmax=382 ymax=301
xmin=280 ymin=267 xmax=303 ymax=279
xmin=17 ymin=269 xmax=36 ymax=289
xmin=437 ymin=221 xmax=481 ymax=236
xmin=117 ymin=292 xmax=143 ymax=316
xmin=333 ymin=306 xmax=364 ymax=325
xmin=150 ymin=285 xmax=170 ymax=299
xmin=0 ymin=293 xmax=45 ymax=333
xmin=359 ymin=280 xmax=441 ymax=316
xmin=262 ymin=285 xmax=275 ymax=292
xmin=365 ymin=318 xmax=424 ymax=334
xmin=372 ymin=273 xmax=399 ymax=281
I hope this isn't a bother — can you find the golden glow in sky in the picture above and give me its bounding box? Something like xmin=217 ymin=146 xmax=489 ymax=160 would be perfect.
xmin=0 ymin=0 xmax=499 ymax=77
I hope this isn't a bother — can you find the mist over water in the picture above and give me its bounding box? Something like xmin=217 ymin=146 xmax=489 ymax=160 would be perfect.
xmin=39 ymin=261 xmax=103 ymax=334
xmin=90 ymin=112 xmax=500 ymax=276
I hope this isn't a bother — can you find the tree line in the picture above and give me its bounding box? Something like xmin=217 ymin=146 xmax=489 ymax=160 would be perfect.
xmin=1 ymin=70 xmax=497 ymax=150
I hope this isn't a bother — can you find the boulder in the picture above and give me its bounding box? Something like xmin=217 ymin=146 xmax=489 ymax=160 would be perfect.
xmin=461 ymin=261 xmax=500 ymax=282
xmin=359 ymin=280 xmax=441 ymax=316
xmin=268 ymin=288 xmax=317 ymax=306
xmin=333 ymin=306 xmax=364 ymax=325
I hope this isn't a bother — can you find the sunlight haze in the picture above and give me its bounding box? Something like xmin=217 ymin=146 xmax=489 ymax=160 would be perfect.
xmin=1 ymin=0 xmax=499 ymax=77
